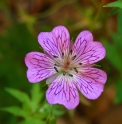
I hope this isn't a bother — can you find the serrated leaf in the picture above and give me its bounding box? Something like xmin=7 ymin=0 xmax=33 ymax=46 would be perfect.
xmin=102 ymin=39 xmax=122 ymax=72
xmin=109 ymin=8 xmax=120 ymax=15
xmin=103 ymin=1 xmax=122 ymax=9
xmin=1 ymin=106 xmax=27 ymax=118
xmin=33 ymin=113 xmax=47 ymax=120
xmin=30 ymin=83 xmax=44 ymax=113
xmin=5 ymin=88 xmax=30 ymax=105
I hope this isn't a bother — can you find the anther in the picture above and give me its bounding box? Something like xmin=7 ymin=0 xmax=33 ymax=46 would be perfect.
xmin=54 ymin=63 xmax=59 ymax=67
xmin=79 ymin=63 xmax=82 ymax=65
xmin=70 ymin=50 xmax=72 ymax=54
xmin=63 ymin=71 xmax=66 ymax=76
xmin=69 ymin=74 xmax=73 ymax=77
xmin=62 ymin=52 xmax=64 ymax=57
xmin=53 ymin=55 xmax=58 ymax=58
xmin=74 ymin=68 xmax=78 ymax=73
xmin=72 ymin=55 xmax=76 ymax=60
xmin=54 ymin=67 xmax=58 ymax=72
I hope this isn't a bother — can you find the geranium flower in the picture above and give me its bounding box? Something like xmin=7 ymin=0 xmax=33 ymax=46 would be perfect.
xmin=25 ymin=26 xmax=107 ymax=110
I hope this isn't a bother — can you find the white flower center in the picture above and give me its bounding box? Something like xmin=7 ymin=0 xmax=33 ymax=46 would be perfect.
xmin=53 ymin=51 xmax=82 ymax=77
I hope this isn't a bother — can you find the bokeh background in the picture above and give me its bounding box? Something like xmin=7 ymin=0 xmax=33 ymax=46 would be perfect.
xmin=0 ymin=0 xmax=122 ymax=124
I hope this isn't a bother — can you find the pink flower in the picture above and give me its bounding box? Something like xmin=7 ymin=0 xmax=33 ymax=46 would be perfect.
xmin=25 ymin=26 xmax=107 ymax=110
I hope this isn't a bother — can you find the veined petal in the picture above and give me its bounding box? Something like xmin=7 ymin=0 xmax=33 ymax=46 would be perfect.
xmin=75 ymin=68 xmax=107 ymax=99
xmin=72 ymin=30 xmax=93 ymax=57
xmin=46 ymin=74 xmax=79 ymax=110
xmin=38 ymin=26 xmax=70 ymax=59
xmin=25 ymin=52 xmax=56 ymax=83
xmin=71 ymin=30 xmax=105 ymax=64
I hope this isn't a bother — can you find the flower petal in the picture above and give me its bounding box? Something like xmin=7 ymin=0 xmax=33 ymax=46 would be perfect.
xmin=38 ymin=26 xmax=70 ymax=59
xmin=25 ymin=52 xmax=56 ymax=83
xmin=46 ymin=74 xmax=79 ymax=110
xmin=75 ymin=68 xmax=107 ymax=99
xmin=72 ymin=30 xmax=105 ymax=64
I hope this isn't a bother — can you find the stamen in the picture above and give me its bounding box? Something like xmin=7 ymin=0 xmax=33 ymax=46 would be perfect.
xmin=69 ymin=74 xmax=73 ymax=77
xmin=63 ymin=71 xmax=66 ymax=76
xmin=79 ymin=63 xmax=82 ymax=65
xmin=74 ymin=68 xmax=78 ymax=73
xmin=54 ymin=67 xmax=58 ymax=72
xmin=62 ymin=52 xmax=64 ymax=57
xmin=53 ymin=55 xmax=58 ymax=58
xmin=72 ymin=55 xmax=76 ymax=60
xmin=54 ymin=63 xmax=60 ymax=67
xmin=70 ymin=50 xmax=72 ymax=54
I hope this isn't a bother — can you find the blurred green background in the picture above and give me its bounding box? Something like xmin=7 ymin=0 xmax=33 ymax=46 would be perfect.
xmin=0 ymin=0 xmax=122 ymax=124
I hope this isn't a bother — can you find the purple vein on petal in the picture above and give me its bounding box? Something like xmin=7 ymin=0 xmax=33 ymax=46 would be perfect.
xmin=46 ymin=74 xmax=79 ymax=110
xmin=25 ymin=52 xmax=56 ymax=83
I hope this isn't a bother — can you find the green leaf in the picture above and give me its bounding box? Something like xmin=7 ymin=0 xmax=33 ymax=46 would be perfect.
xmin=19 ymin=118 xmax=46 ymax=124
xmin=5 ymin=88 xmax=30 ymax=105
xmin=33 ymin=113 xmax=47 ymax=120
xmin=102 ymin=39 xmax=122 ymax=72
xmin=103 ymin=1 xmax=122 ymax=9
xmin=109 ymin=8 xmax=120 ymax=15
xmin=1 ymin=106 xmax=27 ymax=118
xmin=115 ymin=79 xmax=122 ymax=103
xmin=53 ymin=105 xmax=65 ymax=116
xmin=118 ymin=9 xmax=122 ymax=35
xmin=30 ymin=83 xmax=44 ymax=113
xmin=118 ymin=0 xmax=122 ymax=2
xmin=111 ymin=33 xmax=122 ymax=48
